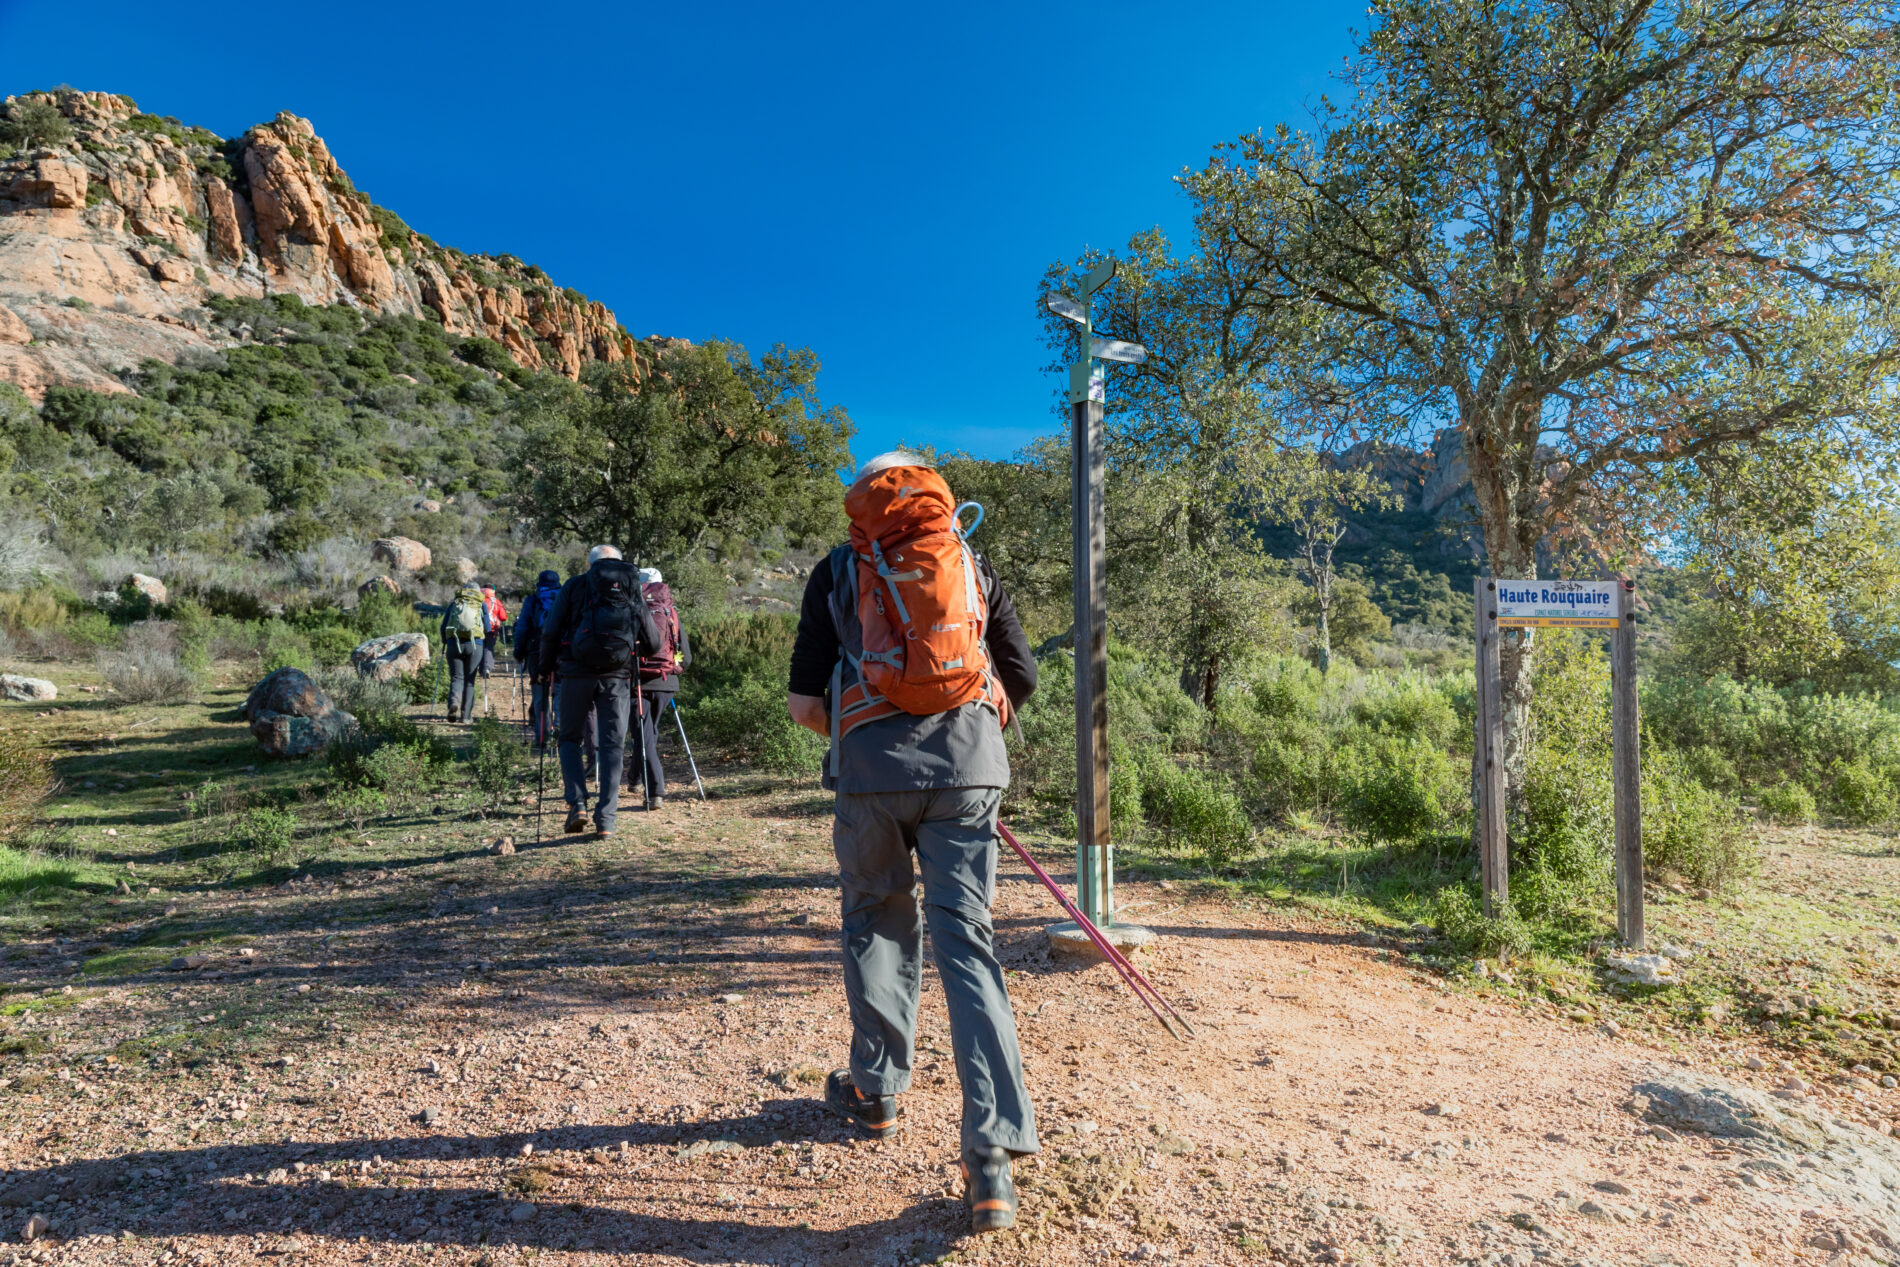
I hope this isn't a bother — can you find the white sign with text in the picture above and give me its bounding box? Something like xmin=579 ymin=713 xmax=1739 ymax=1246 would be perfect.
xmin=1494 ymin=579 xmax=1620 ymax=628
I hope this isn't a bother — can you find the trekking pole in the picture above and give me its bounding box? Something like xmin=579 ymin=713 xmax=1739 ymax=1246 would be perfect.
xmin=670 ymin=698 xmax=706 ymax=801
xmin=996 ymin=821 xmax=1195 ymax=1042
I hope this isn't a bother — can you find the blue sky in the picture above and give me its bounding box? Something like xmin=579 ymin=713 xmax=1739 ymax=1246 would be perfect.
xmin=0 ymin=0 xmax=1365 ymax=462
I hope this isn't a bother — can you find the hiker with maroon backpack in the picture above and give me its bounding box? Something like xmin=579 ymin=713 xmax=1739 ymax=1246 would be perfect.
xmin=785 ymin=451 xmax=1040 ymax=1234
xmin=630 ymin=566 xmax=691 ymax=810
xmin=534 ymin=545 xmax=662 ymax=839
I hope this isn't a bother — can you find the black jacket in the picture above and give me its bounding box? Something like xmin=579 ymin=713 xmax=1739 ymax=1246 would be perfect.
xmin=788 ymin=552 xmax=1037 ymax=707
xmin=535 ymin=560 xmax=663 ymax=681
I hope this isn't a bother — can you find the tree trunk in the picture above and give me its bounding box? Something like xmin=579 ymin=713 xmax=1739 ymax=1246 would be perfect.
xmin=1460 ymin=405 xmax=1543 ymax=804
xmin=1314 ymin=599 xmax=1333 ymax=674
xmin=1201 ymin=653 xmax=1220 ymax=710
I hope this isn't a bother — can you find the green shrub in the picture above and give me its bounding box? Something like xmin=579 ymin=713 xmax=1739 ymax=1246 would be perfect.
xmin=1138 ymin=758 xmax=1253 ymax=867
xmin=363 ymin=743 xmax=438 ymax=810
xmin=259 ymin=620 xmax=315 ymax=672
xmin=234 ymin=807 xmax=297 ymax=862
xmin=326 ymin=784 xmax=387 ymax=833
xmin=0 ymin=730 xmax=56 ymax=846
xmin=1757 ymin=780 xmax=1816 ymax=825
xmin=468 ymin=716 xmax=519 ymax=805
xmin=1432 ymin=885 xmax=1531 ymax=959
xmin=1831 ymin=761 xmax=1898 ymax=825
xmin=1644 ymin=755 xmax=1754 ymax=892
xmin=1244 ymin=719 xmax=1332 ymax=823
xmin=1682 ymin=744 xmax=1740 ymax=793
xmin=1338 ymin=737 xmax=1456 ymax=845
xmin=685 ymin=673 xmax=825 ymax=775
xmin=1249 ymin=657 xmax=1322 ymax=720
xmin=1349 ymin=676 xmax=1460 ymax=747
xmin=0 ymin=99 xmax=72 ymax=149
xmin=306 ymin=623 xmax=358 ymax=667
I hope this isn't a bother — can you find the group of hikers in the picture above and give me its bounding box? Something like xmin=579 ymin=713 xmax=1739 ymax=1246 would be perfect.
xmin=438 ymin=552 xmax=691 ymax=828
xmin=429 ymin=452 xmax=1040 ymax=1233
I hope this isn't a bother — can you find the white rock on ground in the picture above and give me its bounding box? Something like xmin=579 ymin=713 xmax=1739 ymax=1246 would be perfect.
xmin=0 ymin=674 xmax=56 ymax=702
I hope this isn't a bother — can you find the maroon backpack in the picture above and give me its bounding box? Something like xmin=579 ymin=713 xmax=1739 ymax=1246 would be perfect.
xmin=639 ymin=581 xmax=682 ymax=682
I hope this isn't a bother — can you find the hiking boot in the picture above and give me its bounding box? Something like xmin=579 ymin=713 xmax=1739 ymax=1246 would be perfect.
xmin=962 ymin=1146 xmax=1017 ymax=1232
xmin=563 ymin=809 xmax=587 ymax=834
xmin=647 ymin=795 xmax=665 ymax=811
xmin=824 ymin=1069 xmax=901 ymax=1139
xmin=594 ymin=825 xmax=615 ymax=839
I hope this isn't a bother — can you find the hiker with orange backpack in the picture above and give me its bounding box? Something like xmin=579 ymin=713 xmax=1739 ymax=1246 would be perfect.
xmin=785 ymin=451 xmax=1040 ymax=1234
xmin=631 ymin=567 xmax=691 ymax=810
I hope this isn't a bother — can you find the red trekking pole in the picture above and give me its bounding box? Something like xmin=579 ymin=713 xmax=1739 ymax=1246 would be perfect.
xmin=996 ymin=821 xmax=1195 ymax=1043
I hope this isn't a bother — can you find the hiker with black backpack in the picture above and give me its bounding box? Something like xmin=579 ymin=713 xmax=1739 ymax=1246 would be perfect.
xmin=631 ymin=566 xmax=691 ymax=810
xmin=440 ymin=581 xmax=493 ymax=724
xmin=513 ymin=568 xmax=563 ymax=750
xmin=784 ymin=452 xmax=1040 ymax=1234
xmin=535 ymin=545 xmax=662 ymax=839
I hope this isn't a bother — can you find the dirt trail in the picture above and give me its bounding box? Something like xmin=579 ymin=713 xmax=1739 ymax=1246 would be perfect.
xmin=0 ymin=752 xmax=1894 ymax=1266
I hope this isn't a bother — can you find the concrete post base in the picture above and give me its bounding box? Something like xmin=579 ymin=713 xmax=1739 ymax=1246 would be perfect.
xmin=1044 ymin=920 xmax=1156 ymax=963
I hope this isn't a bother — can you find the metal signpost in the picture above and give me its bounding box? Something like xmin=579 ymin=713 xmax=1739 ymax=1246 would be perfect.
xmin=1479 ymin=578 xmax=1643 ymax=946
xmin=1045 ymin=262 xmax=1145 ymax=930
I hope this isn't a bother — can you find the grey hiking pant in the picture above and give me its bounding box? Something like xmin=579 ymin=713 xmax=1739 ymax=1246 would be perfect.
xmin=557 ymin=675 xmax=629 ymax=831
xmin=444 ymin=637 xmax=481 ymax=721
xmin=834 ymin=786 xmax=1039 ymax=1157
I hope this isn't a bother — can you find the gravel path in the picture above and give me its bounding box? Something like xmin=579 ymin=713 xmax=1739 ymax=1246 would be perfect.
xmin=1 ymin=778 xmax=1895 ymax=1267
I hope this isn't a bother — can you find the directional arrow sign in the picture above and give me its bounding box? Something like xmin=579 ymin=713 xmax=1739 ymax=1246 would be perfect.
xmin=1045 ymin=294 xmax=1087 ymax=325
xmin=1083 ymin=259 xmax=1118 ymax=294
xmin=1090 ymin=338 xmax=1147 ymax=365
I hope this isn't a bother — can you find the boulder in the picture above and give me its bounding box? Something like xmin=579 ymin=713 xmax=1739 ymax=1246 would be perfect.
xmin=351 ymin=632 xmax=429 ymax=682
xmin=243 ymin=668 xmax=354 ymax=758
xmin=455 ymin=557 xmax=479 ymax=583
xmin=0 ymin=674 xmax=57 ymax=702
xmin=415 ymin=499 xmax=442 ymax=514
xmin=370 ymin=537 xmax=430 ymax=572
xmin=127 ymin=572 xmax=168 ymax=605
xmin=357 ymin=575 xmax=400 ymax=598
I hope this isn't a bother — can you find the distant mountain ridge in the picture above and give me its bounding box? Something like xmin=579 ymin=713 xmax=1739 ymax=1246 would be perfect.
xmin=0 ymin=89 xmax=641 ymax=400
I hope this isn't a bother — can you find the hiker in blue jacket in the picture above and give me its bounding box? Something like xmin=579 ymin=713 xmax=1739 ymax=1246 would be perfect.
xmin=513 ymin=569 xmax=563 ymax=750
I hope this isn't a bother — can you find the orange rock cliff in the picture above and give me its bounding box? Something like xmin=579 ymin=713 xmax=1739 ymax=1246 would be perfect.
xmin=0 ymin=90 xmax=642 ymax=399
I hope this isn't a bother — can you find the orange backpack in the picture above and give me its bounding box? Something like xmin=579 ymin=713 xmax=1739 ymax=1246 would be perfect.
xmin=831 ymin=465 xmax=1010 ymax=741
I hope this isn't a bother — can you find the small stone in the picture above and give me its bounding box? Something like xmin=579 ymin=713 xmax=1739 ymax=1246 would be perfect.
xmin=169 ymin=954 xmax=208 ymax=971
xmin=1155 ymin=1132 xmax=1195 ymax=1155
xmin=509 ymin=1202 xmax=536 ymax=1223
xmin=1600 ymin=1019 xmax=1622 ymax=1037
xmin=22 ymin=1213 xmax=49 ymax=1240
xmin=1882 ymin=1076 xmax=1896 ymax=1089
xmin=420 ymin=1107 xmax=440 ymax=1125
xmin=490 ymin=837 xmax=515 ymax=856
xmin=1424 ymin=1102 xmax=1460 ymax=1117
xmin=719 ymin=993 xmax=744 ymax=1004
xmin=1744 ymin=1056 xmax=1767 ymax=1071
xmin=790 ymin=913 xmax=811 ymax=926
xmin=1647 ymin=1124 xmax=1680 ymax=1143
xmin=105 ymin=828 xmax=119 ymax=838
xmin=519 ymin=1143 xmax=534 ymax=1158
xmin=1592 ymin=1179 xmax=1633 ymax=1195
xmin=1780 ymin=1076 xmax=1808 ymax=1092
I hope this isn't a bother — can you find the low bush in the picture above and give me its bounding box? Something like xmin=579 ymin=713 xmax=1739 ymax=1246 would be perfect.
xmin=326 ymin=783 xmax=388 ymax=833
xmin=233 ymin=806 xmax=297 ymax=863
xmin=1757 ymin=780 xmax=1817 ymax=825
xmin=1338 ymin=737 xmax=1458 ymax=846
xmin=310 ymin=666 xmax=408 ymax=718
xmin=1643 ymin=754 xmax=1753 ymax=893
xmin=1138 ymin=757 xmax=1253 ymax=866
xmin=0 ymin=729 xmax=57 ymax=845
xmin=685 ymin=673 xmax=825 ymax=775
xmin=1432 ymin=885 xmax=1531 ymax=960
xmin=97 ymin=622 xmax=196 ymax=703
xmin=1831 ymin=761 xmax=1897 ymax=826
xmin=468 ymin=716 xmax=520 ymax=806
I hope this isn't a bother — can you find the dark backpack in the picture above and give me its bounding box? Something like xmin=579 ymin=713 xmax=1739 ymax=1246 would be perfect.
xmin=566 ymin=561 xmax=641 ymax=674
xmin=639 ymin=581 xmax=682 ymax=681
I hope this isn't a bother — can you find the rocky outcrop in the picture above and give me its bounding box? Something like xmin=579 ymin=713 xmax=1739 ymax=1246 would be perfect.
xmin=370 ymin=536 xmax=430 ymax=572
xmin=244 ymin=667 xmax=353 ymax=757
xmin=0 ymin=90 xmax=648 ymax=400
xmin=126 ymin=572 xmax=166 ymax=605
xmin=0 ymin=674 xmax=56 ymax=702
xmin=454 ymin=557 xmax=479 ymax=583
xmin=351 ymin=632 xmax=429 ymax=682
xmin=357 ymin=574 xmax=399 ymax=598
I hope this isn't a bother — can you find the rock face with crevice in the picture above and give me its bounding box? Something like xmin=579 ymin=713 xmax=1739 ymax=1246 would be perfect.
xmin=0 ymin=90 xmax=645 ymax=400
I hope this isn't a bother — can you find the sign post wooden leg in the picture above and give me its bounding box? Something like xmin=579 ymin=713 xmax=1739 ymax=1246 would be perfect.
xmin=1474 ymin=578 xmax=1508 ymax=917
xmin=1612 ymin=579 xmax=1644 ymax=948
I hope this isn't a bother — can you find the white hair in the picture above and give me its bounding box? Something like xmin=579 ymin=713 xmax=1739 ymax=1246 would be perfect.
xmin=850 ymin=450 xmax=932 ymax=490
xmin=638 ymin=567 xmax=663 ymax=586
xmin=587 ymin=544 xmax=622 ymax=564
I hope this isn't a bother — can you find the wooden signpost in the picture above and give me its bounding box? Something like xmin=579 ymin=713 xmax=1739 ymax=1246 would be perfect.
xmin=1477 ymin=577 xmax=1644 ymax=946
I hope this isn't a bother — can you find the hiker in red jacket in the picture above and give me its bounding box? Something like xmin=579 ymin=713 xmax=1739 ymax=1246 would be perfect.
xmin=785 ymin=451 xmax=1039 ymax=1233
xmin=631 ymin=567 xmax=691 ymax=809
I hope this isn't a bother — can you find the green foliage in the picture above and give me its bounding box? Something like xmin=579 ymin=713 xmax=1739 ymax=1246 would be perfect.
xmin=325 ymin=783 xmax=387 ymax=833
xmin=687 ymin=674 xmax=825 ymax=775
xmin=1757 ymin=780 xmax=1817 ymax=826
xmin=1642 ymin=752 xmax=1754 ymax=893
xmin=233 ymin=807 xmax=297 ymax=863
xmin=1338 ymin=738 xmax=1456 ymax=846
xmin=510 ymin=342 xmax=853 ymax=568
xmin=1513 ymin=631 xmax=1613 ymax=913
xmin=0 ymin=730 xmax=56 ymax=846
xmin=1831 ymin=762 xmax=1897 ymax=826
xmin=1432 ymin=886 xmax=1531 ymax=960
xmin=1138 ymin=757 xmax=1253 ymax=866
xmin=0 ymin=99 xmax=71 ymax=149
xmin=467 ymin=716 xmax=519 ymax=805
